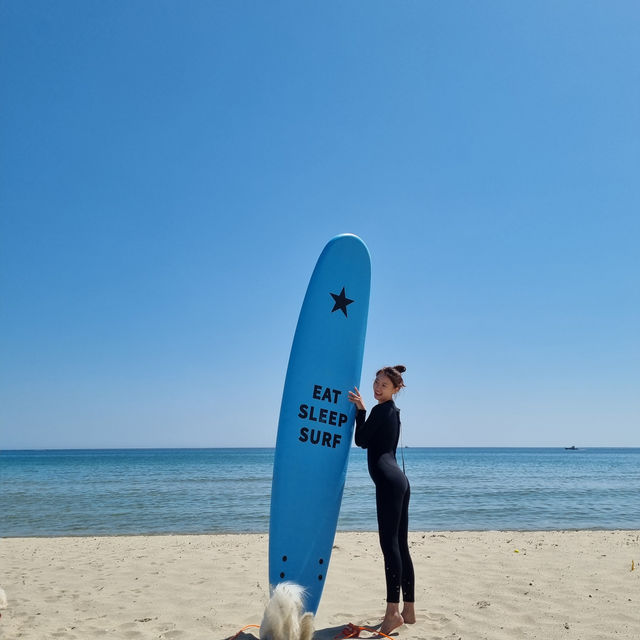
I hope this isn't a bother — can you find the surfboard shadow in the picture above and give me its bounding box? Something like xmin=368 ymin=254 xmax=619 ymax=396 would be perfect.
xmin=224 ymin=632 xmax=259 ymax=640
xmin=312 ymin=625 xmax=346 ymax=640
xmin=224 ymin=623 xmax=398 ymax=640
xmin=314 ymin=624 xmax=398 ymax=640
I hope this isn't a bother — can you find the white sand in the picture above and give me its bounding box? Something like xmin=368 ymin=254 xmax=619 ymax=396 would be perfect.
xmin=1 ymin=530 xmax=639 ymax=640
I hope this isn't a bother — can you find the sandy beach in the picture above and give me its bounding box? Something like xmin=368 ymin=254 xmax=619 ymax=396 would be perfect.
xmin=1 ymin=530 xmax=638 ymax=640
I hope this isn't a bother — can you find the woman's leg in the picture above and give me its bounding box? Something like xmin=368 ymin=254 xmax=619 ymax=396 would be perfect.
xmin=376 ymin=486 xmax=404 ymax=604
xmin=398 ymin=484 xmax=415 ymax=622
xmin=376 ymin=482 xmax=407 ymax=634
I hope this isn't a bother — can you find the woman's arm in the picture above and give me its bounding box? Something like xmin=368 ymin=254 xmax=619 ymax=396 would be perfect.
xmin=349 ymin=386 xmax=373 ymax=448
xmin=354 ymin=408 xmax=370 ymax=448
xmin=354 ymin=403 xmax=388 ymax=449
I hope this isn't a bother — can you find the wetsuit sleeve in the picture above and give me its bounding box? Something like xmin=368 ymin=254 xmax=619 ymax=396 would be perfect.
xmin=354 ymin=409 xmax=368 ymax=448
xmin=354 ymin=404 xmax=387 ymax=448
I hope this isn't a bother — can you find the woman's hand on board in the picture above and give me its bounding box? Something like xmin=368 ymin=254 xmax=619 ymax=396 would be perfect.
xmin=348 ymin=386 xmax=366 ymax=411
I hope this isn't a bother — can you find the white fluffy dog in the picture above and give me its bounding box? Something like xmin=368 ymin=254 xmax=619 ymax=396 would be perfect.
xmin=260 ymin=582 xmax=314 ymax=640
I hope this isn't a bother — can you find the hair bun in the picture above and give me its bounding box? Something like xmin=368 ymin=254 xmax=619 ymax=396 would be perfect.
xmin=393 ymin=365 xmax=407 ymax=374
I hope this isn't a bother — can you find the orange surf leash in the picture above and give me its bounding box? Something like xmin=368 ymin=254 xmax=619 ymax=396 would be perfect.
xmin=229 ymin=624 xmax=260 ymax=640
xmin=336 ymin=622 xmax=396 ymax=640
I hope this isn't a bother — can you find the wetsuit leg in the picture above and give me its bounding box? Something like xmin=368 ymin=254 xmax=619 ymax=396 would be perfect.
xmin=375 ymin=474 xmax=409 ymax=603
xmin=398 ymin=483 xmax=415 ymax=602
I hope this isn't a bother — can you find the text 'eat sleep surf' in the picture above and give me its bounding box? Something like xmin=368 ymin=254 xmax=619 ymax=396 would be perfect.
xmin=298 ymin=384 xmax=348 ymax=448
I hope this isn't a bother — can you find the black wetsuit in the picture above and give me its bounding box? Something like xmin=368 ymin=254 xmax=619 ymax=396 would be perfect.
xmin=355 ymin=400 xmax=415 ymax=604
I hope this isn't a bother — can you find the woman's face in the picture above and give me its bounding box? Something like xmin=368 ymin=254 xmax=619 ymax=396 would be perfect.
xmin=373 ymin=373 xmax=399 ymax=404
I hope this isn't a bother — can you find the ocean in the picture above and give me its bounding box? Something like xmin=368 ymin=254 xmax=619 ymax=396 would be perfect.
xmin=1 ymin=448 xmax=639 ymax=537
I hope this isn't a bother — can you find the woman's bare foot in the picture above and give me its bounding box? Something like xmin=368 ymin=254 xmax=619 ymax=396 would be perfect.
xmin=380 ymin=604 xmax=404 ymax=635
xmin=401 ymin=602 xmax=416 ymax=624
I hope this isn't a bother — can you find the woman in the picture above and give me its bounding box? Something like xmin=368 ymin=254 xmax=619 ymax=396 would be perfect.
xmin=348 ymin=365 xmax=415 ymax=634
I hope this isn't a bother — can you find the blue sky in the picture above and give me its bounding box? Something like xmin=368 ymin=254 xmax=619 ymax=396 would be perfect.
xmin=2 ymin=1 xmax=638 ymax=448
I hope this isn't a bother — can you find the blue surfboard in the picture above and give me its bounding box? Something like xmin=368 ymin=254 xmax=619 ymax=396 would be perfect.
xmin=269 ymin=234 xmax=371 ymax=614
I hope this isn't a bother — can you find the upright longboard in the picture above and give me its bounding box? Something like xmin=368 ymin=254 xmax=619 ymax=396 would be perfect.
xmin=269 ymin=234 xmax=371 ymax=614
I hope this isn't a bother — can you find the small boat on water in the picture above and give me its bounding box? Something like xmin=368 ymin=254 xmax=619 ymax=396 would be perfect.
xmin=564 ymin=445 xmax=579 ymax=450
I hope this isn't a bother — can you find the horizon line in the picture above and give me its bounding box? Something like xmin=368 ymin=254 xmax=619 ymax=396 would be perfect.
xmin=3 ymin=445 xmax=640 ymax=452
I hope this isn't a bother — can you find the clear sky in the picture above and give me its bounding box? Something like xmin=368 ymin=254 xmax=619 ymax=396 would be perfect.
xmin=1 ymin=1 xmax=638 ymax=449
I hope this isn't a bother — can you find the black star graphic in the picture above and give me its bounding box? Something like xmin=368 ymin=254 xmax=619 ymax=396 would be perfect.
xmin=330 ymin=287 xmax=354 ymax=317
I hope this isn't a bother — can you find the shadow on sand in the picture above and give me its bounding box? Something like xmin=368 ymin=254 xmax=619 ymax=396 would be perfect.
xmin=224 ymin=624 xmax=394 ymax=640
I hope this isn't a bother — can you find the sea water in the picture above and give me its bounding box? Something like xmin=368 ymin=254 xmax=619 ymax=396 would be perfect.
xmin=1 ymin=448 xmax=639 ymax=537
